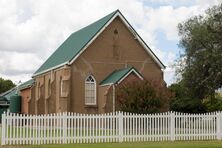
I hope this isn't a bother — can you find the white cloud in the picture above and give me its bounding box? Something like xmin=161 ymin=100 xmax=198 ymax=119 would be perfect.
xmin=149 ymin=0 xmax=220 ymax=6
xmin=143 ymin=4 xmax=218 ymax=41
xmin=0 ymin=0 xmax=220 ymax=85
xmin=0 ymin=51 xmax=42 ymax=75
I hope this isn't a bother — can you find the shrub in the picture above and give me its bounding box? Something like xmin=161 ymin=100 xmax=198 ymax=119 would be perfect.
xmin=169 ymin=82 xmax=206 ymax=113
xmin=116 ymin=80 xmax=171 ymax=114
xmin=202 ymin=93 xmax=222 ymax=112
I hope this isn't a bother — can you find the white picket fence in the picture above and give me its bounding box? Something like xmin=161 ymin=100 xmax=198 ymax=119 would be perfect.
xmin=1 ymin=111 xmax=222 ymax=145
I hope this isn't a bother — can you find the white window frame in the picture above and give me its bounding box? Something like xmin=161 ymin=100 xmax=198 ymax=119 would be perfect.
xmin=85 ymin=75 xmax=97 ymax=105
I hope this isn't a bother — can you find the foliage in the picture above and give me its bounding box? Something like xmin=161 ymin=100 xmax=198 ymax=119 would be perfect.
xmin=0 ymin=77 xmax=15 ymax=94
xmin=116 ymin=80 xmax=171 ymax=114
xmin=177 ymin=4 xmax=222 ymax=100
xmin=203 ymin=93 xmax=222 ymax=112
xmin=170 ymin=97 xmax=206 ymax=113
xmin=169 ymin=82 xmax=206 ymax=113
xmin=168 ymin=81 xmax=187 ymax=99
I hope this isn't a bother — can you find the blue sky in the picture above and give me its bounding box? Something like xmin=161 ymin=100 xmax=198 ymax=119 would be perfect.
xmin=156 ymin=31 xmax=180 ymax=55
xmin=143 ymin=0 xmax=195 ymax=8
xmin=0 ymin=0 xmax=220 ymax=85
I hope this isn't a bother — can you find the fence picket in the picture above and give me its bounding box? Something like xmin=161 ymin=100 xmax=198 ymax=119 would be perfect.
xmin=2 ymin=111 xmax=222 ymax=145
xmin=90 ymin=114 xmax=93 ymax=143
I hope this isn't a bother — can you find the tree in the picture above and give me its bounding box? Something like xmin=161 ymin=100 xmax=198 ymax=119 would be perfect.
xmin=177 ymin=4 xmax=222 ymax=100
xmin=116 ymin=81 xmax=171 ymax=114
xmin=202 ymin=93 xmax=222 ymax=112
xmin=0 ymin=77 xmax=16 ymax=94
xmin=169 ymin=82 xmax=206 ymax=113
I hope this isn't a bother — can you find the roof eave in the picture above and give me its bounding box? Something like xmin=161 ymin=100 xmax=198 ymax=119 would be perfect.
xmin=19 ymin=85 xmax=33 ymax=91
xmin=116 ymin=11 xmax=165 ymax=69
xmin=116 ymin=68 xmax=144 ymax=85
xmin=99 ymin=83 xmax=114 ymax=87
xmin=99 ymin=67 xmax=144 ymax=86
xmin=32 ymin=61 xmax=69 ymax=78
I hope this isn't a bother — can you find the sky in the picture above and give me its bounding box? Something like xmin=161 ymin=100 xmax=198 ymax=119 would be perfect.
xmin=0 ymin=0 xmax=221 ymax=85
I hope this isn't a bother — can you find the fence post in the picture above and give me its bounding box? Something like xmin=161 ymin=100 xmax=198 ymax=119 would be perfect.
xmin=217 ymin=111 xmax=221 ymax=140
xmin=1 ymin=112 xmax=6 ymax=145
xmin=170 ymin=111 xmax=175 ymax=141
xmin=118 ymin=111 xmax=123 ymax=142
xmin=63 ymin=112 xmax=67 ymax=144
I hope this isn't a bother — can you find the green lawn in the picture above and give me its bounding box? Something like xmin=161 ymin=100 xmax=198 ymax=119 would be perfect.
xmin=0 ymin=141 xmax=222 ymax=148
xmin=1 ymin=127 xmax=222 ymax=147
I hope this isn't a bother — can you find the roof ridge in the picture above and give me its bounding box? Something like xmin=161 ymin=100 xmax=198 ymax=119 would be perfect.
xmin=70 ymin=10 xmax=118 ymax=36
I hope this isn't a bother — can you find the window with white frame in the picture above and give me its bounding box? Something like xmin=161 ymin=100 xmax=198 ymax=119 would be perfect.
xmin=85 ymin=75 xmax=96 ymax=105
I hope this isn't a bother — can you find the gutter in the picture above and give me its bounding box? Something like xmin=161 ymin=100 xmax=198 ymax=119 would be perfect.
xmin=32 ymin=62 xmax=69 ymax=78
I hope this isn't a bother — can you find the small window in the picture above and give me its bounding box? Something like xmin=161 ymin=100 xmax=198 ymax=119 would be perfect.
xmin=85 ymin=75 xmax=96 ymax=105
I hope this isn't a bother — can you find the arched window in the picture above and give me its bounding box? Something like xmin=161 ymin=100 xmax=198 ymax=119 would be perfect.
xmin=85 ymin=75 xmax=96 ymax=105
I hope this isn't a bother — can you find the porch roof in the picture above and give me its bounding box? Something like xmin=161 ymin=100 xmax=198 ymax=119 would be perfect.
xmin=100 ymin=67 xmax=143 ymax=86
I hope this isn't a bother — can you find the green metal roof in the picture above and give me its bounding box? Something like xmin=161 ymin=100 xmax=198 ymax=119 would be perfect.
xmin=0 ymin=79 xmax=35 ymax=101
xmin=100 ymin=67 xmax=139 ymax=85
xmin=34 ymin=10 xmax=118 ymax=75
xmin=0 ymin=96 xmax=7 ymax=101
xmin=0 ymin=96 xmax=9 ymax=105
xmin=1 ymin=88 xmax=17 ymax=101
xmin=19 ymin=79 xmax=34 ymax=90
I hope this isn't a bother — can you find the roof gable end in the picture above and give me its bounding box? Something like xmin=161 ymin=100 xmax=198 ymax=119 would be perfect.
xmin=33 ymin=10 xmax=165 ymax=77
xmin=68 ymin=10 xmax=165 ymax=69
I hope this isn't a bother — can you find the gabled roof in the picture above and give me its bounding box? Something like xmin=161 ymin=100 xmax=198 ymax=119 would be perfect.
xmin=100 ymin=67 xmax=143 ymax=86
xmin=0 ymin=88 xmax=17 ymax=101
xmin=0 ymin=96 xmax=9 ymax=102
xmin=0 ymin=79 xmax=35 ymax=100
xmin=0 ymin=96 xmax=9 ymax=106
xmin=33 ymin=10 xmax=165 ymax=77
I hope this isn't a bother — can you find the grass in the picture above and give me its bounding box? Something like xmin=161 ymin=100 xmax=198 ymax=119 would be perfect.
xmin=1 ymin=141 xmax=222 ymax=148
xmin=1 ymin=127 xmax=222 ymax=147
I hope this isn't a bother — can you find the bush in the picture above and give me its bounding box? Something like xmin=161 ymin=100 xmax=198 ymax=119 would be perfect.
xmin=116 ymin=80 xmax=171 ymax=114
xmin=169 ymin=82 xmax=206 ymax=113
xmin=203 ymin=93 xmax=222 ymax=112
xmin=170 ymin=97 xmax=206 ymax=113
